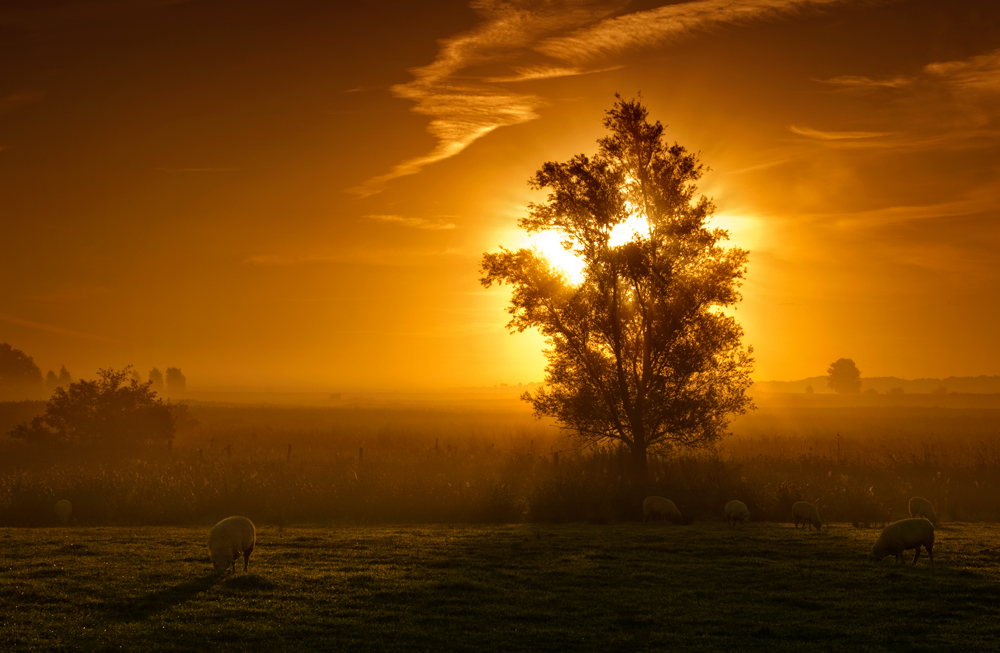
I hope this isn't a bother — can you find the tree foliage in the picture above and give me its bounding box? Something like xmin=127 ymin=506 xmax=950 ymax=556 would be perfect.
xmin=480 ymin=96 xmax=754 ymax=477
xmin=827 ymin=358 xmax=862 ymax=394
xmin=9 ymin=367 xmax=179 ymax=450
xmin=0 ymin=343 xmax=45 ymax=400
xmin=165 ymin=367 xmax=186 ymax=396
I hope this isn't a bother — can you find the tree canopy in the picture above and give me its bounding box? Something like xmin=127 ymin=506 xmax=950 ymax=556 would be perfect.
xmin=827 ymin=358 xmax=862 ymax=394
xmin=0 ymin=343 xmax=45 ymax=400
xmin=480 ymin=96 xmax=754 ymax=478
xmin=9 ymin=366 xmax=179 ymax=451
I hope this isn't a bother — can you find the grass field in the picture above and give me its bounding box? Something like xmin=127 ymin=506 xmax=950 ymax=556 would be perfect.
xmin=4 ymin=522 xmax=1000 ymax=651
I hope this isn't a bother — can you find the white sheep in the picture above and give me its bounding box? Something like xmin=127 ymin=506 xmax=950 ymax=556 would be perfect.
xmin=870 ymin=517 xmax=934 ymax=565
xmin=643 ymin=496 xmax=682 ymax=523
xmin=725 ymin=500 xmax=750 ymax=527
xmin=54 ymin=500 xmax=72 ymax=525
xmin=209 ymin=516 xmax=256 ymax=573
xmin=908 ymin=497 xmax=939 ymax=527
xmin=792 ymin=501 xmax=823 ymax=530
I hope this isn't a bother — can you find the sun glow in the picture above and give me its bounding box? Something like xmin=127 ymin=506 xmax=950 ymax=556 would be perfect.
xmin=608 ymin=211 xmax=649 ymax=247
xmin=530 ymin=231 xmax=585 ymax=285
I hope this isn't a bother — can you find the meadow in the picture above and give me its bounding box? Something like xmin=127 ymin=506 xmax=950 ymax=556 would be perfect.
xmin=3 ymin=522 xmax=1000 ymax=651
xmin=3 ymin=392 xmax=1000 ymax=527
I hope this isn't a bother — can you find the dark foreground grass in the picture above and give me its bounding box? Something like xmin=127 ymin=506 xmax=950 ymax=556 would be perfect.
xmin=3 ymin=523 xmax=1000 ymax=652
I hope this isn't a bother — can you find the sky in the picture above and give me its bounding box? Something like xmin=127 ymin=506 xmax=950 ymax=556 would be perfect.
xmin=2 ymin=0 xmax=999 ymax=391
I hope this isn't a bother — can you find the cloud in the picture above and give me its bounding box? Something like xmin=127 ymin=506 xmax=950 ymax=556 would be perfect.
xmin=0 ymin=312 xmax=124 ymax=343
xmin=156 ymin=167 xmax=240 ymax=172
xmin=484 ymin=64 xmax=621 ymax=83
xmin=358 ymin=0 xmax=891 ymax=194
xmin=365 ymin=214 xmax=457 ymax=230
xmin=788 ymin=125 xmax=892 ymax=140
xmin=924 ymin=50 xmax=1000 ymax=94
xmin=535 ymin=0 xmax=871 ymax=63
xmin=350 ymin=1 xmax=627 ymax=196
xmin=243 ymin=248 xmax=463 ymax=268
xmin=0 ymin=89 xmax=43 ymax=114
xmin=820 ymin=74 xmax=913 ymax=90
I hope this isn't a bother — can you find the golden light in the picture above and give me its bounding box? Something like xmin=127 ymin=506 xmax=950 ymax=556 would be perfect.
xmin=529 ymin=230 xmax=585 ymax=285
xmin=608 ymin=211 xmax=649 ymax=247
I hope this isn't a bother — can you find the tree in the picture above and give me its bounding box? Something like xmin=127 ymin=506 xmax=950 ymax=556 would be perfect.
xmin=480 ymin=96 xmax=755 ymax=479
xmin=9 ymin=366 xmax=178 ymax=451
xmin=45 ymin=370 xmax=59 ymax=394
xmin=149 ymin=367 xmax=164 ymax=393
xmin=827 ymin=358 xmax=862 ymax=394
xmin=165 ymin=367 xmax=186 ymax=396
xmin=57 ymin=365 xmax=72 ymax=387
xmin=0 ymin=343 xmax=45 ymax=399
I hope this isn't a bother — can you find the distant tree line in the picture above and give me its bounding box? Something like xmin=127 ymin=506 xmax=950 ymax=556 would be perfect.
xmin=0 ymin=342 xmax=187 ymax=400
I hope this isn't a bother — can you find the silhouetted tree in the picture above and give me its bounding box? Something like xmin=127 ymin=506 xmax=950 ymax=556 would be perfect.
xmin=149 ymin=367 xmax=164 ymax=393
xmin=165 ymin=367 xmax=186 ymax=396
xmin=45 ymin=370 xmax=59 ymax=394
xmin=480 ymin=96 xmax=755 ymax=479
xmin=827 ymin=358 xmax=862 ymax=394
xmin=9 ymin=367 xmax=177 ymax=451
xmin=804 ymin=385 xmax=814 ymax=394
xmin=57 ymin=365 xmax=72 ymax=387
xmin=0 ymin=343 xmax=45 ymax=399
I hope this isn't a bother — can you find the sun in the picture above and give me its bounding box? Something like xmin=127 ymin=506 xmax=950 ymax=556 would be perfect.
xmin=529 ymin=230 xmax=585 ymax=285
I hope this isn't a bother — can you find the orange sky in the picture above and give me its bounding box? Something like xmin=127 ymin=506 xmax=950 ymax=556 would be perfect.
xmin=2 ymin=0 xmax=999 ymax=390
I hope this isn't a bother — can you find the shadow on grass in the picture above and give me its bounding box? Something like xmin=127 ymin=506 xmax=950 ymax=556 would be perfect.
xmin=106 ymin=573 xmax=221 ymax=622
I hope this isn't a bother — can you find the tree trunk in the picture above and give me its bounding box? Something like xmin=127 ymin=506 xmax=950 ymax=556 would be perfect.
xmin=629 ymin=443 xmax=648 ymax=483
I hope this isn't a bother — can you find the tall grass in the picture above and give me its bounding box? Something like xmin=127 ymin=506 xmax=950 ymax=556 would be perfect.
xmin=2 ymin=400 xmax=1000 ymax=526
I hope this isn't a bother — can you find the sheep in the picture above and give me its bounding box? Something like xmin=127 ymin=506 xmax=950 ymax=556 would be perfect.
xmin=908 ymin=497 xmax=939 ymax=527
xmin=643 ymin=496 xmax=682 ymax=523
xmin=54 ymin=500 xmax=72 ymax=525
xmin=725 ymin=500 xmax=750 ymax=527
xmin=870 ymin=517 xmax=934 ymax=565
xmin=792 ymin=501 xmax=823 ymax=530
xmin=209 ymin=516 xmax=256 ymax=573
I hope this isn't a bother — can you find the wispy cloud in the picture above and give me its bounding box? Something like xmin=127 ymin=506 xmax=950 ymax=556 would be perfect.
xmin=156 ymin=167 xmax=240 ymax=172
xmin=365 ymin=214 xmax=457 ymax=230
xmin=350 ymin=1 xmax=627 ymax=196
xmin=820 ymin=74 xmax=913 ymax=90
xmin=243 ymin=248 xmax=463 ymax=268
xmin=0 ymin=312 xmax=124 ymax=343
xmin=535 ymin=0 xmax=869 ymax=63
xmin=924 ymin=50 xmax=1000 ymax=94
xmin=814 ymin=48 xmax=1000 ymax=141
xmin=359 ymin=0 xmax=887 ymax=195
xmin=788 ymin=125 xmax=892 ymax=140
xmin=0 ymin=89 xmax=43 ymax=114
xmin=484 ymin=64 xmax=622 ymax=83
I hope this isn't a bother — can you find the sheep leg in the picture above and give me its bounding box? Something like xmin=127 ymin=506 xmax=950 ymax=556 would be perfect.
xmin=927 ymin=545 xmax=934 ymax=565
xmin=243 ymin=544 xmax=254 ymax=572
xmin=912 ymin=548 xmax=921 ymax=565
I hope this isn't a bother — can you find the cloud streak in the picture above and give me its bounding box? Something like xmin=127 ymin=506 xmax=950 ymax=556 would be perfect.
xmin=351 ymin=1 xmax=625 ymax=196
xmin=536 ymin=0 xmax=869 ymax=63
xmin=788 ymin=125 xmax=891 ymax=140
xmin=243 ymin=248 xmax=463 ymax=268
xmin=358 ymin=0 xmax=893 ymax=194
xmin=0 ymin=312 xmax=124 ymax=344
xmin=365 ymin=214 xmax=458 ymax=230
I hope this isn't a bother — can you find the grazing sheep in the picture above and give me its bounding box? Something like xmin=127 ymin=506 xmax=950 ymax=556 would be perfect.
xmin=870 ymin=518 xmax=934 ymax=565
xmin=54 ymin=500 xmax=72 ymax=525
xmin=643 ymin=496 xmax=682 ymax=523
xmin=792 ymin=501 xmax=823 ymax=530
xmin=725 ymin=500 xmax=750 ymax=527
xmin=908 ymin=497 xmax=939 ymax=527
xmin=209 ymin=516 xmax=256 ymax=573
